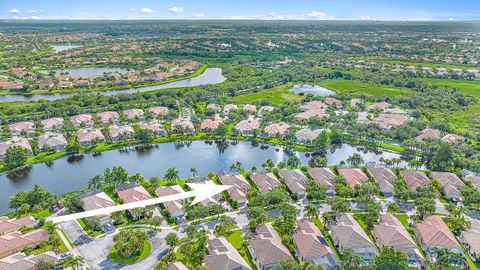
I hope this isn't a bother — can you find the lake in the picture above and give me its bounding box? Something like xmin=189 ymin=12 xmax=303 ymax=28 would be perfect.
xmin=0 ymin=68 xmax=226 ymax=103
xmin=289 ymin=84 xmax=336 ymax=96
xmin=52 ymin=45 xmax=81 ymax=52
xmin=0 ymin=140 xmax=408 ymax=214
xmin=38 ymin=67 xmax=135 ymax=78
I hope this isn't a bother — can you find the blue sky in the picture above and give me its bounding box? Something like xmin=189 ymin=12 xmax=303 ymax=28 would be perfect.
xmin=1 ymin=0 xmax=479 ymax=21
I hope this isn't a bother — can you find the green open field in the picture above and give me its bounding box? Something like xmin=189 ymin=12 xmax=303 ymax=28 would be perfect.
xmin=317 ymin=79 xmax=411 ymax=97
xmin=422 ymin=78 xmax=480 ymax=99
xmin=232 ymin=83 xmax=302 ymax=105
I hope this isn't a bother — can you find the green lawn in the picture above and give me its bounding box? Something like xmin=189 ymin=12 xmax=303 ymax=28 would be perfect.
xmin=232 ymin=83 xmax=303 ymax=105
xmin=422 ymin=78 xmax=480 ymax=99
xmin=226 ymin=230 xmax=257 ymax=270
xmin=317 ymin=79 xmax=411 ymax=97
xmin=109 ymin=240 xmax=151 ymax=265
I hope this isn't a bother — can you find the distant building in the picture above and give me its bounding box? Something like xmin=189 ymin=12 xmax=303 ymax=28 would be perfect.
xmin=250 ymin=172 xmax=281 ymax=194
xmin=149 ymin=106 xmax=169 ymax=117
xmin=249 ymin=223 xmax=292 ymax=270
xmin=413 ymin=215 xmax=462 ymax=262
xmin=81 ymin=191 xmax=116 ymax=224
xmin=330 ymin=214 xmax=378 ymax=264
xmin=373 ymin=214 xmax=424 ymax=268
xmin=234 ymin=119 xmax=260 ymax=136
xmin=155 ymin=185 xmax=185 ymax=219
xmin=367 ymin=167 xmax=396 ymax=197
xmin=166 ymin=262 xmax=189 ymax=270
xmin=97 ymin=111 xmax=119 ymax=124
xmin=442 ymin=134 xmax=465 ymax=146
xmin=416 ymin=128 xmax=441 ymax=142
xmin=41 ymin=117 xmax=64 ymax=131
xmin=9 ymin=121 xmax=35 ymax=136
xmin=0 ymin=216 xmax=36 ymax=235
xmin=399 ymin=170 xmax=430 ymax=192
xmin=307 ymin=168 xmax=336 ymax=196
xmin=429 ymin=172 xmax=465 ymax=201
xmin=295 ymin=128 xmax=322 ymax=143
xmin=37 ymin=133 xmax=68 ymax=151
xmin=205 ymin=236 xmax=252 ymax=270
xmin=70 ymin=114 xmax=93 ymax=128
xmin=218 ymin=173 xmax=249 ymax=206
xmin=116 ymin=183 xmax=160 ymax=218
xmin=278 ymin=169 xmax=309 ymax=198
xmin=264 ymin=123 xmax=290 ymax=138
xmin=77 ymin=128 xmax=105 ymax=145
xmin=0 ymin=251 xmax=57 ymax=270
xmin=293 ymin=218 xmax=341 ymax=269
xmin=0 ymin=230 xmax=49 ymax=258
xmin=337 ymin=168 xmax=368 ymax=189
xmin=0 ymin=137 xmax=32 ymax=161
xmin=460 ymin=218 xmax=480 ymax=261
xmin=123 ymin=109 xmax=144 ymax=119
xmin=109 ymin=125 xmax=134 ymax=142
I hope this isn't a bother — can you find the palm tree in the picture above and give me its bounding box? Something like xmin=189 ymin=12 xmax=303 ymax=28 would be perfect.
xmin=70 ymin=256 xmax=86 ymax=270
xmin=321 ymin=212 xmax=335 ymax=230
xmin=164 ymin=168 xmax=180 ymax=181
xmin=304 ymin=204 xmax=319 ymax=219
xmin=190 ymin=167 xmax=198 ymax=178
xmin=87 ymin=175 xmax=103 ymax=189
xmin=347 ymin=153 xmax=364 ymax=167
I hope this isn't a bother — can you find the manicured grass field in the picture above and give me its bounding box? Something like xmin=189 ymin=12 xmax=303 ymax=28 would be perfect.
xmin=226 ymin=230 xmax=257 ymax=270
xmin=422 ymin=78 xmax=480 ymax=99
xmin=317 ymin=79 xmax=411 ymax=97
xmin=109 ymin=240 xmax=151 ymax=265
xmin=232 ymin=83 xmax=303 ymax=105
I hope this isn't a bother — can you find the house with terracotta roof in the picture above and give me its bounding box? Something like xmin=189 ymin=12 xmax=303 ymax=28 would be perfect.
xmin=149 ymin=106 xmax=169 ymax=117
xmin=41 ymin=117 xmax=64 ymax=132
xmin=416 ymin=128 xmax=441 ymax=142
xmin=223 ymin=104 xmax=238 ymax=115
xmin=330 ymin=214 xmax=378 ymax=264
xmin=373 ymin=214 xmax=424 ymax=268
xmin=37 ymin=133 xmax=68 ymax=151
xmin=0 ymin=250 xmax=57 ymax=270
xmin=278 ymin=169 xmax=309 ymax=198
xmin=70 ymin=114 xmax=93 ymax=128
xmin=123 ymin=109 xmax=144 ymax=119
xmin=0 ymin=137 xmax=32 ymax=161
xmin=243 ymin=104 xmax=257 ymax=114
xmin=171 ymin=119 xmax=195 ymax=134
xmin=218 ymin=173 xmax=250 ymax=206
xmin=97 ymin=111 xmax=119 ymax=124
xmin=9 ymin=121 xmax=35 ymax=136
xmin=307 ymin=167 xmax=336 ymax=196
xmin=366 ymin=167 xmax=396 ymax=197
xmin=295 ymin=128 xmax=322 ymax=144
xmin=300 ymin=101 xmax=328 ymax=111
xmin=206 ymin=104 xmax=221 ymax=112
xmin=250 ymin=172 xmax=281 ymax=193
xmin=249 ymin=223 xmax=292 ymax=270
xmin=365 ymin=102 xmax=391 ymax=111
xmin=413 ymin=215 xmax=462 ymax=262
xmin=295 ymin=109 xmax=327 ymax=121
xmin=155 ymin=185 xmax=185 ymax=219
xmin=350 ymin=98 xmax=363 ymax=109
xmin=0 ymin=230 xmax=49 ymax=259
xmin=258 ymin=106 xmax=274 ymax=116
xmin=138 ymin=121 xmax=167 ymax=137
xmin=459 ymin=218 xmax=480 ymax=261
xmin=263 ymin=123 xmax=290 ymax=138
xmin=0 ymin=217 xmax=36 ymax=236
xmin=109 ymin=125 xmax=134 ymax=142
xmin=337 ymin=168 xmax=368 ymax=189
xmin=234 ymin=118 xmax=260 ymax=136
xmin=293 ymin=218 xmax=340 ymax=269
xmin=463 ymin=171 xmax=480 ymax=190
xmin=429 ymin=172 xmax=465 ymax=201
xmin=200 ymin=118 xmax=222 ymax=132
xmin=205 ymin=236 xmax=252 ymax=270
xmin=77 ymin=129 xmax=105 ymax=145
xmin=81 ymin=191 xmax=116 ymax=224
xmin=116 ymin=183 xmax=160 ymax=218
xmin=325 ymin=97 xmax=343 ymax=108
xmin=167 ymin=262 xmax=189 ymax=270
xmin=372 ymin=113 xmax=408 ymax=129
xmin=442 ymin=134 xmax=465 ymax=146
xmin=399 ymin=170 xmax=430 ymax=192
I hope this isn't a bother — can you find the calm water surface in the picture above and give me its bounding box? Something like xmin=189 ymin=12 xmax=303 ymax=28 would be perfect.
xmin=289 ymin=84 xmax=336 ymax=96
xmin=0 ymin=68 xmax=225 ymax=103
xmin=0 ymin=141 xmax=408 ymax=213
xmin=52 ymin=45 xmax=81 ymax=52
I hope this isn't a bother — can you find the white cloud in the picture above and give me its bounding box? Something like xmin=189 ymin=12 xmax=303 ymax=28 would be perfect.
xmin=30 ymin=16 xmax=41 ymax=19
xmin=360 ymin=16 xmax=372 ymax=20
xmin=140 ymin=7 xmax=156 ymax=14
xmin=26 ymin=10 xmax=38 ymax=14
xmin=222 ymin=11 xmax=332 ymax=20
xmin=306 ymin=11 xmax=332 ymax=20
xmin=169 ymin=6 xmax=185 ymax=13
xmin=8 ymin=8 xmax=21 ymax=14
xmin=449 ymin=17 xmax=454 ymax=21
xmin=129 ymin=8 xmax=136 ymax=12
xmin=194 ymin=13 xmax=205 ymax=18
